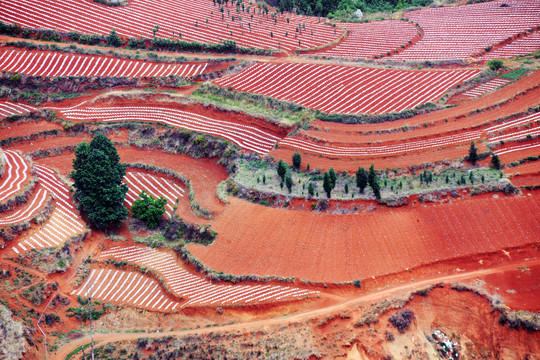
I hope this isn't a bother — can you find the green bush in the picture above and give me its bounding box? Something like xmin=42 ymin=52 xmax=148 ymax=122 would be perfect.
xmin=131 ymin=191 xmax=167 ymax=229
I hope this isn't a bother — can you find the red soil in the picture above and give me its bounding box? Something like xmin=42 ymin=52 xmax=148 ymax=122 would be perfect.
xmin=32 ymin=147 xmax=229 ymax=217
xmin=270 ymin=141 xmax=488 ymax=172
xmin=510 ymin=174 xmax=540 ymax=187
xmin=504 ymin=161 xmax=540 ymax=176
xmin=308 ymin=70 xmax=540 ymax=134
xmin=186 ymin=194 xmax=540 ymax=283
xmin=82 ymin=95 xmax=290 ymax=136
xmin=0 ymin=120 xmax=63 ymax=140
xmin=118 ymin=147 xmax=228 ymax=216
xmin=302 ymin=85 xmax=540 ymax=145
xmin=462 ymin=261 xmax=540 ymax=311
xmin=495 ymin=139 xmax=540 ymax=163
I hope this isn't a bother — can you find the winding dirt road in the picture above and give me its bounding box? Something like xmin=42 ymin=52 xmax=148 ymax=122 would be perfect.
xmin=51 ymin=257 xmax=540 ymax=360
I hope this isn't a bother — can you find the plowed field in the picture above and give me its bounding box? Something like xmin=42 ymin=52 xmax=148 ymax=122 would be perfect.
xmin=0 ymin=0 xmax=341 ymax=51
xmin=0 ymin=49 xmax=211 ymax=78
xmin=214 ymin=63 xmax=480 ymax=114
xmin=187 ymin=196 xmax=540 ymax=283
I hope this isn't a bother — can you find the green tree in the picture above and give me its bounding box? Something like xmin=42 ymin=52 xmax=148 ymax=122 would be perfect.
xmin=285 ymin=172 xmax=293 ymax=193
xmin=490 ymin=154 xmax=501 ymax=170
xmin=106 ymin=28 xmax=122 ymax=47
xmin=292 ymin=151 xmax=302 ymax=170
xmin=356 ymin=167 xmax=368 ymax=193
xmin=71 ymin=134 xmax=128 ymax=229
xmin=277 ymin=159 xmax=288 ymax=180
xmin=131 ymin=191 xmax=167 ymax=229
xmin=487 ymin=59 xmax=503 ymax=72
xmin=468 ymin=141 xmax=478 ymax=165
xmin=368 ymin=164 xmax=381 ymax=199
xmin=308 ymin=182 xmax=315 ymax=196
xmin=323 ymin=171 xmax=333 ymax=198
xmin=328 ymin=167 xmax=337 ymax=188
xmin=152 ymin=24 xmax=160 ymax=39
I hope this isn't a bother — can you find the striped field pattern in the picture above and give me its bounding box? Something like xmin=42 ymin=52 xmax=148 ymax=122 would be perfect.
xmin=100 ymin=246 xmax=319 ymax=307
xmin=214 ymin=62 xmax=481 ymax=114
xmin=124 ymin=171 xmax=185 ymax=218
xmin=0 ymin=101 xmax=37 ymax=119
xmin=479 ymin=31 xmax=540 ymax=60
xmin=306 ymin=20 xmax=418 ymax=59
xmin=0 ymin=150 xmax=32 ymax=204
xmin=0 ymin=0 xmax=341 ymax=52
xmin=461 ymin=77 xmax=511 ymax=98
xmin=279 ymin=131 xmax=482 ymax=157
xmin=71 ymin=268 xmax=180 ymax=311
xmin=12 ymin=165 xmax=85 ymax=254
xmin=54 ymin=106 xmax=282 ymax=154
xmin=0 ymin=50 xmax=209 ymax=78
xmin=390 ymin=0 xmax=540 ymax=60
xmin=0 ymin=188 xmax=49 ymax=227
xmin=278 ymin=111 xmax=540 ymax=159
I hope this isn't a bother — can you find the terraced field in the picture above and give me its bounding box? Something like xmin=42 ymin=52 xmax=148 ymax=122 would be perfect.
xmin=187 ymin=196 xmax=540 ymax=283
xmin=0 ymin=50 xmax=210 ymax=78
xmin=0 ymin=0 xmax=342 ymax=51
xmin=99 ymin=245 xmax=318 ymax=307
xmin=214 ymin=63 xmax=480 ymax=114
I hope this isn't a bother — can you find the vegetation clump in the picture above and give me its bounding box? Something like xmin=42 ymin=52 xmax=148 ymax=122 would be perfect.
xmin=388 ymin=309 xmax=415 ymax=332
xmin=71 ymin=133 xmax=129 ymax=229
xmin=131 ymin=191 xmax=167 ymax=229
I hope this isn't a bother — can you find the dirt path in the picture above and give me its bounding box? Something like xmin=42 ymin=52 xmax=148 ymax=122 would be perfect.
xmin=51 ymin=258 xmax=540 ymax=360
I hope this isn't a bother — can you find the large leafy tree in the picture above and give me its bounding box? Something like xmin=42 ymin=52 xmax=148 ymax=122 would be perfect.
xmin=71 ymin=134 xmax=128 ymax=229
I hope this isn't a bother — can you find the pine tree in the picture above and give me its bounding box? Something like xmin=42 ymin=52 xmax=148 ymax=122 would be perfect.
xmin=285 ymin=172 xmax=293 ymax=193
xmin=323 ymin=172 xmax=333 ymax=198
xmin=292 ymin=152 xmax=301 ymax=170
xmin=71 ymin=134 xmax=128 ymax=229
xmin=490 ymin=154 xmax=501 ymax=170
xmin=308 ymin=182 xmax=315 ymax=197
xmin=328 ymin=167 xmax=337 ymax=188
xmin=356 ymin=167 xmax=368 ymax=193
xmin=277 ymin=159 xmax=288 ymax=180
xmin=368 ymin=164 xmax=381 ymax=200
xmin=468 ymin=141 xmax=478 ymax=165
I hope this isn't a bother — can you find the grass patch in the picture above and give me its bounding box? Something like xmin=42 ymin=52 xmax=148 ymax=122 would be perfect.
xmin=233 ymin=157 xmax=508 ymax=203
xmin=191 ymin=84 xmax=313 ymax=127
xmin=501 ymin=68 xmax=528 ymax=80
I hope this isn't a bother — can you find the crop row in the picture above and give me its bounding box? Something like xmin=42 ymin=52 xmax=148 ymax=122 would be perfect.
xmin=279 ymin=131 xmax=481 ymax=157
xmin=187 ymin=196 xmax=540 ymax=283
xmin=462 ymin=77 xmax=510 ymax=98
xmin=100 ymin=245 xmax=318 ymax=307
xmin=0 ymin=50 xmax=208 ymax=78
xmin=11 ymin=165 xmax=85 ymax=254
xmin=1 ymin=0 xmax=340 ymax=51
xmin=0 ymin=188 xmax=48 ymax=227
xmin=214 ymin=62 xmax=480 ymax=114
xmin=0 ymin=101 xmax=36 ymax=119
xmin=124 ymin=171 xmax=185 ymax=218
xmin=72 ymin=268 xmax=180 ymax=311
xmin=306 ymin=20 xmax=418 ymax=59
xmin=391 ymin=0 xmax=540 ymax=60
xmin=54 ymin=106 xmax=282 ymax=154
xmin=479 ymin=31 xmax=540 ymax=60
xmin=0 ymin=150 xmax=31 ymax=204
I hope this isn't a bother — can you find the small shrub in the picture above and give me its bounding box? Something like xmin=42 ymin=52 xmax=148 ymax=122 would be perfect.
xmin=388 ymin=309 xmax=414 ymax=332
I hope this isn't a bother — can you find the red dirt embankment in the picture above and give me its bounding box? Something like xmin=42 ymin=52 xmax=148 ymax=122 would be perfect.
xmin=270 ymin=140 xmax=489 ymax=172
xmin=309 ymin=69 xmax=540 ymax=134
xmin=33 ymin=147 xmax=229 ymax=217
xmin=187 ymin=194 xmax=540 ymax=283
